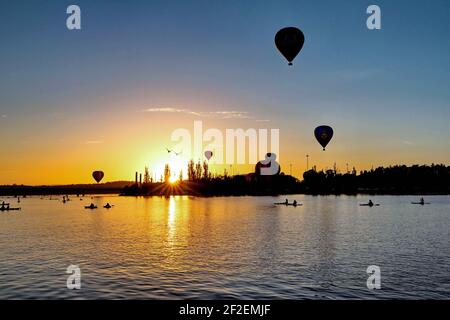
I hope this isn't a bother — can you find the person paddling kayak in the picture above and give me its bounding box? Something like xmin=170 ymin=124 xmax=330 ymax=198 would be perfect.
xmin=360 ymin=200 xmax=378 ymax=207
xmin=412 ymin=197 xmax=430 ymax=205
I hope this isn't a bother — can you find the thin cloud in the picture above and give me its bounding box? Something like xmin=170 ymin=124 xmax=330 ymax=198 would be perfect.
xmin=84 ymin=140 xmax=103 ymax=144
xmin=256 ymin=119 xmax=270 ymax=122
xmin=399 ymin=139 xmax=414 ymax=146
xmin=144 ymin=107 xmax=183 ymax=112
xmin=1 ymin=114 xmax=6 ymax=118
xmin=142 ymin=107 xmax=202 ymax=116
xmin=208 ymin=111 xmax=249 ymax=119
xmin=142 ymin=107 xmax=249 ymax=119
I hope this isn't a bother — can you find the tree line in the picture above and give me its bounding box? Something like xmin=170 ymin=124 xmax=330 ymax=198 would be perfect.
xmin=121 ymin=163 xmax=450 ymax=196
xmin=301 ymin=164 xmax=449 ymax=194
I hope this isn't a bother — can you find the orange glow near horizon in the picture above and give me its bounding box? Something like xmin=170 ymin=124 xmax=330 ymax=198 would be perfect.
xmin=1 ymin=109 xmax=449 ymax=186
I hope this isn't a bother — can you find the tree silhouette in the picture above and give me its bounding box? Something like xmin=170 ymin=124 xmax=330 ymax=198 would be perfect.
xmin=202 ymin=161 xmax=210 ymax=180
xmin=187 ymin=160 xmax=195 ymax=181
xmin=164 ymin=164 xmax=171 ymax=184
xmin=143 ymin=166 xmax=151 ymax=184
xmin=195 ymin=161 xmax=202 ymax=181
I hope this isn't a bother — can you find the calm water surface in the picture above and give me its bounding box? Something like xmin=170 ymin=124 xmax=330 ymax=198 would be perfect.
xmin=0 ymin=195 xmax=449 ymax=299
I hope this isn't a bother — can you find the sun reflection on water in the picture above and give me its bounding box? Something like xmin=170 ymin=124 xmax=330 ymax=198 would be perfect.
xmin=167 ymin=196 xmax=177 ymax=244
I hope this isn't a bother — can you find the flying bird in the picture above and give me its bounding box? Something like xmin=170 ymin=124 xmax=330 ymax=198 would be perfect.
xmin=166 ymin=147 xmax=173 ymax=153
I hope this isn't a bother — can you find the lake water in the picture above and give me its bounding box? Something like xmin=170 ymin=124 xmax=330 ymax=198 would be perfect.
xmin=0 ymin=195 xmax=449 ymax=299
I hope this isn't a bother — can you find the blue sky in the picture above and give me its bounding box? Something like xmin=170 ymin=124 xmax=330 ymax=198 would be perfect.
xmin=0 ymin=0 xmax=449 ymax=183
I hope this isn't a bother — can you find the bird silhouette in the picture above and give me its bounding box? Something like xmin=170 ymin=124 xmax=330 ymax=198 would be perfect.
xmin=166 ymin=147 xmax=173 ymax=153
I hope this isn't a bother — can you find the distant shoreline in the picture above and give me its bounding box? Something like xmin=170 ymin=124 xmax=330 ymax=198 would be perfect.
xmin=0 ymin=183 xmax=127 ymax=197
xmin=2 ymin=164 xmax=448 ymax=197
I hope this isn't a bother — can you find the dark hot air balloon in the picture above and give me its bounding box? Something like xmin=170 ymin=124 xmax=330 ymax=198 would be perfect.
xmin=204 ymin=150 xmax=213 ymax=160
xmin=92 ymin=171 xmax=104 ymax=183
xmin=314 ymin=126 xmax=334 ymax=151
xmin=275 ymin=27 xmax=305 ymax=66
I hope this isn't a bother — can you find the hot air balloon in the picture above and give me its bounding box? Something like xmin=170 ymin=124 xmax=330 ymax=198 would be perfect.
xmin=204 ymin=150 xmax=213 ymax=160
xmin=314 ymin=126 xmax=333 ymax=151
xmin=255 ymin=153 xmax=281 ymax=176
xmin=92 ymin=171 xmax=104 ymax=183
xmin=275 ymin=27 xmax=305 ymax=66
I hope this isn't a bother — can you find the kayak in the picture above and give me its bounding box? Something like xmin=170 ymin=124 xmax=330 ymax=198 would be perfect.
xmin=103 ymin=205 xmax=113 ymax=209
xmin=359 ymin=204 xmax=380 ymax=207
xmin=411 ymin=202 xmax=430 ymax=205
xmin=274 ymin=203 xmax=302 ymax=206
xmin=85 ymin=206 xmax=98 ymax=209
xmin=0 ymin=207 xmax=21 ymax=211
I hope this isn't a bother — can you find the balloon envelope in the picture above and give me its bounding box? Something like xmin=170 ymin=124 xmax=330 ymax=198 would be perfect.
xmin=204 ymin=151 xmax=213 ymax=160
xmin=92 ymin=171 xmax=104 ymax=183
xmin=275 ymin=27 xmax=305 ymax=65
xmin=314 ymin=126 xmax=334 ymax=150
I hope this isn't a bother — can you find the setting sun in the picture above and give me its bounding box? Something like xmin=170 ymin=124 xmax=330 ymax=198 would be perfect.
xmin=169 ymin=176 xmax=178 ymax=184
xmin=153 ymin=155 xmax=188 ymax=183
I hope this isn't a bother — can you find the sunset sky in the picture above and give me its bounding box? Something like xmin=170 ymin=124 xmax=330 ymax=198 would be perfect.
xmin=1 ymin=0 xmax=449 ymax=185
